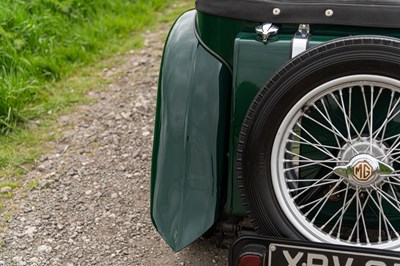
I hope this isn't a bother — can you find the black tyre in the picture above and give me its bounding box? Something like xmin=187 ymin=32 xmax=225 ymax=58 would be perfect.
xmin=237 ymin=36 xmax=400 ymax=250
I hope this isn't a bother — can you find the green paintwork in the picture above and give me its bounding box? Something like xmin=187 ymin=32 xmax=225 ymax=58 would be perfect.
xmin=227 ymin=32 xmax=293 ymax=215
xmin=152 ymin=8 xmax=400 ymax=250
xmin=150 ymin=10 xmax=231 ymax=251
xmin=196 ymin=12 xmax=258 ymax=68
xmin=226 ymin=28 xmax=400 ymax=215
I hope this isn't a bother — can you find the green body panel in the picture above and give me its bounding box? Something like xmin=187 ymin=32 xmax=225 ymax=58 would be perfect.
xmin=196 ymin=12 xmax=258 ymax=68
xmin=226 ymin=34 xmax=339 ymax=215
xmin=225 ymin=29 xmax=400 ymax=215
xmin=152 ymin=9 xmax=400 ymax=250
xmin=151 ymin=10 xmax=231 ymax=251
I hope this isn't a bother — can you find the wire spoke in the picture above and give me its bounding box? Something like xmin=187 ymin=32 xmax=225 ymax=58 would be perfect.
xmin=381 ymin=132 xmax=400 ymax=143
xmin=304 ymin=187 xmax=347 ymax=219
xmin=373 ymin=95 xmax=400 ymax=142
xmin=308 ymin=180 xmax=343 ymax=223
xmin=359 ymin=192 xmax=370 ymax=244
xmin=383 ymin=180 xmax=400 ymax=186
xmin=387 ymin=175 xmax=400 ymax=185
xmin=359 ymin=87 xmax=382 ymax=144
xmin=372 ymin=94 xmax=400 ymax=141
xmin=308 ymin=100 xmax=352 ymax=142
xmin=286 ymin=179 xmax=339 ymax=182
xmin=339 ymin=89 xmax=353 ymax=141
xmin=320 ymin=97 xmax=341 ymax=147
xmin=389 ymin=155 xmax=400 ymax=164
xmin=369 ymin=87 xmax=375 ymax=154
xmin=298 ymin=180 xmax=345 ymax=210
xmin=327 ymin=92 xmax=363 ymax=142
xmin=290 ymin=130 xmax=338 ymax=161
xmin=284 ymin=159 xmax=343 ymax=164
xmin=377 ymin=91 xmax=395 ymax=144
xmin=320 ymin=184 xmax=353 ymax=231
xmin=373 ymin=185 xmax=400 ymax=212
xmin=333 ymin=184 xmax=356 ymax=238
xmin=287 ymin=139 xmax=344 ymax=151
xmin=284 ymin=150 xmax=339 ymax=170
xmin=289 ymin=179 xmax=342 ymax=193
xmin=367 ymin=189 xmax=399 ymax=239
xmin=284 ymin=161 xmax=334 ymax=172
xmin=292 ymin=172 xmax=338 ymax=201
xmin=383 ymin=136 xmax=400 ymax=161
xmin=347 ymin=188 xmax=361 ymax=242
xmin=295 ymin=122 xmax=337 ymax=158
xmin=388 ymin=182 xmax=400 ymax=212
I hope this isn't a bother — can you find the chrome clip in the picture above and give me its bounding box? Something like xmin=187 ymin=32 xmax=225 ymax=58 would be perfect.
xmin=256 ymin=23 xmax=279 ymax=43
xmin=291 ymin=24 xmax=311 ymax=58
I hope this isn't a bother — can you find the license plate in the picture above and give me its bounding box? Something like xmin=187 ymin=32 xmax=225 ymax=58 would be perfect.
xmin=268 ymin=243 xmax=400 ymax=266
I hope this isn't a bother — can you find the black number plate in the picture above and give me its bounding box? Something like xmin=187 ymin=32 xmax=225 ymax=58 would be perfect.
xmin=269 ymin=243 xmax=400 ymax=266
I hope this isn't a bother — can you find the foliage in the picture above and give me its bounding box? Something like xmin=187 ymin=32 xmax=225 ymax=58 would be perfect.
xmin=0 ymin=0 xmax=174 ymax=133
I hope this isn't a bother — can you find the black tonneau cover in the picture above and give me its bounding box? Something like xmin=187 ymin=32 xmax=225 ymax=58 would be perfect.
xmin=195 ymin=0 xmax=400 ymax=28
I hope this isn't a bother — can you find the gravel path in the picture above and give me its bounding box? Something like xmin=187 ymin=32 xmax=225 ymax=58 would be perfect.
xmin=0 ymin=24 xmax=228 ymax=265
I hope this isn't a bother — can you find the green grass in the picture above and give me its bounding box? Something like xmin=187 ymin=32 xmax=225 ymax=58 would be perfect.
xmin=0 ymin=0 xmax=192 ymax=133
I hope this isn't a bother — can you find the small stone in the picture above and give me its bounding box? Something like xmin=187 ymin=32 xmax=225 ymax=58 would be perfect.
xmin=142 ymin=131 xmax=150 ymax=137
xmin=25 ymin=226 xmax=37 ymax=237
xmin=120 ymin=112 xmax=131 ymax=120
xmin=12 ymin=257 xmax=22 ymax=263
xmin=29 ymin=258 xmax=39 ymax=263
xmin=0 ymin=186 xmax=12 ymax=194
xmin=37 ymin=244 xmax=52 ymax=253
xmin=111 ymin=193 xmax=118 ymax=199
xmin=136 ymin=223 xmax=143 ymax=231
xmin=85 ymin=190 xmax=92 ymax=195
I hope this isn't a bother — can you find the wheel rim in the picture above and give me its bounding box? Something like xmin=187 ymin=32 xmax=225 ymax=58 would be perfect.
xmin=271 ymin=74 xmax=400 ymax=249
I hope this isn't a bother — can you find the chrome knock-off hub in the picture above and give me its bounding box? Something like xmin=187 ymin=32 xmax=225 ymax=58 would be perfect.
xmin=333 ymin=154 xmax=394 ymax=188
xmin=333 ymin=138 xmax=394 ymax=188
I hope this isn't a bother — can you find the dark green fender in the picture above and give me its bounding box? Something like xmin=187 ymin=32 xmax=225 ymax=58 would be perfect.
xmin=150 ymin=10 xmax=231 ymax=251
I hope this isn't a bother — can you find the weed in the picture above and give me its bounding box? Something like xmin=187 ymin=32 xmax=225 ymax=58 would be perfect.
xmin=0 ymin=182 xmax=19 ymax=189
xmin=27 ymin=179 xmax=39 ymax=191
xmin=2 ymin=211 xmax=12 ymax=222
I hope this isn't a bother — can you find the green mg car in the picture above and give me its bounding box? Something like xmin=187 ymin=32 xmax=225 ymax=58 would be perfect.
xmin=151 ymin=0 xmax=400 ymax=264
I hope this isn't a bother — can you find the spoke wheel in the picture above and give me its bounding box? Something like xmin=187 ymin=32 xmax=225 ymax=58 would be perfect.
xmin=237 ymin=36 xmax=400 ymax=250
xmin=273 ymin=75 xmax=400 ymax=248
